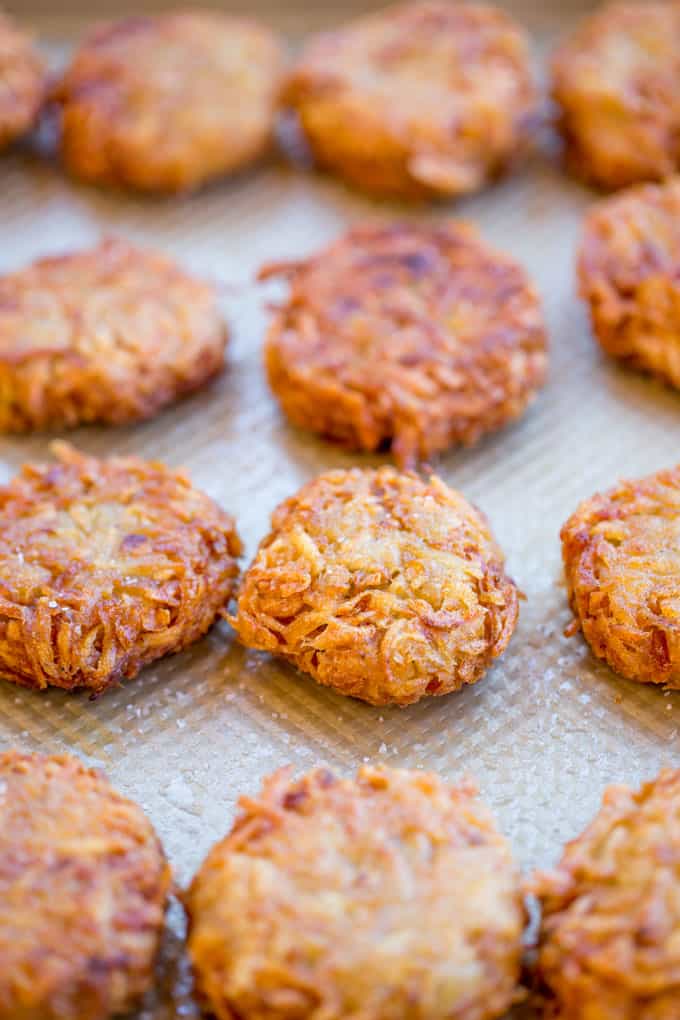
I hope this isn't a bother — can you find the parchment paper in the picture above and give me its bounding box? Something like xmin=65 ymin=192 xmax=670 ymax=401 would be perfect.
xmin=1 ymin=3 xmax=679 ymax=1016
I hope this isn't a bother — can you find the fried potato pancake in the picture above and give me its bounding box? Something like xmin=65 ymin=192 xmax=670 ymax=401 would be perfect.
xmin=262 ymin=221 xmax=547 ymax=468
xmin=0 ymin=750 xmax=170 ymax=1020
xmin=231 ymin=467 xmax=518 ymax=706
xmin=282 ymin=0 xmax=537 ymax=199
xmin=186 ymin=765 xmax=525 ymax=1020
xmin=0 ymin=443 xmax=242 ymax=694
xmin=534 ymin=769 xmax=680 ymax=1020
xmin=579 ymin=178 xmax=680 ymax=388
xmin=53 ymin=11 xmax=284 ymax=192
xmin=0 ymin=238 xmax=227 ymax=432
xmin=561 ymin=463 xmax=680 ymax=687
xmin=0 ymin=11 xmax=45 ymax=151
xmin=552 ymin=3 xmax=680 ymax=189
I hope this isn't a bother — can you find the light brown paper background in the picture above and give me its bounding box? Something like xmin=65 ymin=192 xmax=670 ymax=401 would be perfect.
xmin=0 ymin=3 xmax=679 ymax=1016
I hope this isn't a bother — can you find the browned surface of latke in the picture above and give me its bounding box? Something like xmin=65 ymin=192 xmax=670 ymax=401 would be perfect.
xmin=552 ymin=3 xmax=680 ymax=190
xmin=533 ymin=769 xmax=680 ymax=1019
xmin=0 ymin=237 xmax=227 ymax=432
xmin=231 ymin=467 xmax=518 ymax=706
xmin=186 ymin=765 xmax=525 ymax=1020
xmin=281 ymin=0 xmax=537 ymax=200
xmin=0 ymin=750 xmax=171 ymax=1020
xmin=262 ymin=221 xmax=547 ymax=468
xmin=561 ymin=463 xmax=680 ymax=687
xmin=578 ymin=178 xmax=680 ymax=389
xmin=0 ymin=443 xmax=242 ymax=694
xmin=0 ymin=11 xmax=45 ymax=151
xmin=52 ymin=11 xmax=284 ymax=192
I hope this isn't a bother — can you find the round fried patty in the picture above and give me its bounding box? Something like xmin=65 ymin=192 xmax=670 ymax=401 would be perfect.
xmin=186 ymin=765 xmax=525 ymax=1020
xmin=0 ymin=238 xmax=226 ymax=432
xmin=262 ymin=221 xmax=547 ymax=468
xmin=534 ymin=769 xmax=680 ymax=1020
xmin=0 ymin=12 xmax=45 ymax=151
xmin=282 ymin=0 xmax=537 ymax=200
xmin=578 ymin=177 xmax=680 ymax=388
xmin=552 ymin=3 xmax=680 ymax=189
xmin=0 ymin=750 xmax=171 ymax=1020
xmin=231 ymin=467 xmax=518 ymax=706
xmin=0 ymin=443 xmax=242 ymax=694
xmin=561 ymin=463 xmax=680 ymax=687
xmin=53 ymin=11 xmax=284 ymax=193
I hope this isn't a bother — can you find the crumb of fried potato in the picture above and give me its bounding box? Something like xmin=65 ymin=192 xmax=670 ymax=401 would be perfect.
xmin=533 ymin=768 xmax=680 ymax=1019
xmin=0 ymin=749 xmax=171 ymax=1020
xmin=231 ymin=466 xmax=518 ymax=706
xmin=186 ymin=764 xmax=525 ymax=1020
xmin=0 ymin=442 xmax=242 ymax=694
xmin=282 ymin=0 xmax=537 ymax=200
xmin=261 ymin=221 xmax=547 ymax=468
xmin=52 ymin=12 xmax=284 ymax=193
xmin=561 ymin=462 xmax=680 ymax=687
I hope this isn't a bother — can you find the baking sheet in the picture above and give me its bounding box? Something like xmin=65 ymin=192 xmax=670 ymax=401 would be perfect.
xmin=1 ymin=4 xmax=680 ymax=1017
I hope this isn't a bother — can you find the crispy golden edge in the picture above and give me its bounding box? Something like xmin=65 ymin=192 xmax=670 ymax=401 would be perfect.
xmin=0 ymin=12 xmax=46 ymax=150
xmin=261 ymin=221 xmax=547 ymax=468
xmin=186 ymin=764 xmax=525 ymax=1020
xmin=0 ymin=750 xmax=171 ymax=1020
xmin=0 ymin=442 xmax=242 ymax=693
xmin=560 ymin=463 xmax=680 ymax=686
xmin=532 ymin=769 xmax=680 ymax=1020
xmin=578 ymin=179 xmax=680 ymax=388
xmin=0 ymin=237 xmax=227 ymax=432
xmin=52 ymin=12 xmax=285 ymax=193
xmin=230 ymin=467 xmax=519 ymax=706
xmin=282 ymin=0 xmax=537 ymax=200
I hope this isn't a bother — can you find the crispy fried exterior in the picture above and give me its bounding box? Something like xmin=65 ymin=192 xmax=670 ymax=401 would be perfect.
xmin=281 ymin=0 xmax=537 ymax=200
xmin=52 ymin=12 xmax=284 ymax=193
xmin=0 ymin=238 xmax=227 ymax=432
xmin=561 ymin=464 xmax=680 ymax=687
xmin=186 ymin=765 xmax=525 ymax=1020
xmin=0 ymin=12 xmax=45 ymax=151
xmin=261 ymin=222 xmax=548 ymax=468
xmin=0 ymin=750 xmax=171 ymax=1020
xmin=0 ymin=443 xmax=242 ymax=694
xmin=533 ymin=769 xmax=680 ymax=1020
xmin=578 ymin=178 xmax=680 ymax=388
xmin=230 ymin=467 xmax=518 ymax=706
xmin=552 ymin=3 xmax=680 ymax=190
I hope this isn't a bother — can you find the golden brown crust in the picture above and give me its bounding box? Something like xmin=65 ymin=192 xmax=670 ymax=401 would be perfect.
xmin=282 ymin=0 xmax=537 ymax=200
xmin=561 ymin=463 xmax=680 ymax=687
xmin=533 ymin=769 xmax=680 ymax=1020
xmin=0 ymin=750 xmax=171 ymax=1020
xmin=578 ymin=178 xmax=680 ymax=388
xmin=53 ymin=11 xmax=284 ymax=193
xmin=0 ymin=12 xmax=45 ymax=151
xmin=230 ymin=467 xmax=518 ymax=706
xmin=0 ymin=238 xmax=227 ymax=432
xmin=262 ymin=222 xmax=547 ymax=468
xmin=552 ymin=3 xmax=680 ymax=190
xmin=186 ymin=765 xmax=525 ymax=1020
xmin=0 ymin=442 xmax=242 ymax=694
